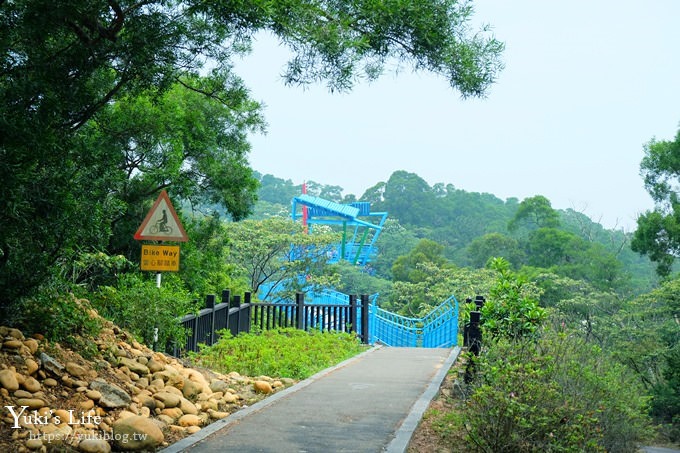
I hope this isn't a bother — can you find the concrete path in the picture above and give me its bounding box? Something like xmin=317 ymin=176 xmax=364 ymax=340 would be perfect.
xmin=162 ymin=346 xmax=460 ymax=453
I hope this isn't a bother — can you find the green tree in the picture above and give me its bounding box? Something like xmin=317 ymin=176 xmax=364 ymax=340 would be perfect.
xmin=508 ymin=195 xmax=561 ymax=232
xmin=466 ymin=232 xmax=524 ymax=268
xmin=462 ymin=328 xmax=651 ymax=452
xmin=480 ymin=258 xmax=546 ymax=341
xmin=392 ymin=238 xmax=449 ymax=283
xmin=224 ymin=217 xmax=339 ymax=299
xmin=1 ymin=0 xmax=504 ymax=313
xmin=99 ymin=78 xmax=264 ymax=257
xmin=632 ymin=125 xmax=680 ymax=276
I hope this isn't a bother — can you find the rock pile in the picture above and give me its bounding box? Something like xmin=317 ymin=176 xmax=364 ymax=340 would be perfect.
xmin=0 ymin=322 xmax=294 ymax=452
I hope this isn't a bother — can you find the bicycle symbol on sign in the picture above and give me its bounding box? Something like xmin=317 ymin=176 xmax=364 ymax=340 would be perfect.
xmin=149 ymin=209 xmax=173 ymax=235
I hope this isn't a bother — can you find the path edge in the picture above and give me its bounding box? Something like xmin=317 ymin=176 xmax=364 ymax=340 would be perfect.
xmin=160 ymin=344 xmax=383 ymax=453
xmin=384 ymin=346 xmax=462 ymax=453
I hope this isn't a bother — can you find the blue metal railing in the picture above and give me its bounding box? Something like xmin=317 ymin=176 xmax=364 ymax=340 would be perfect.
xmin=420 ymin=295 xmax=459 ymax=348
xmin=259 ymin=282 xmax=459 ymax=348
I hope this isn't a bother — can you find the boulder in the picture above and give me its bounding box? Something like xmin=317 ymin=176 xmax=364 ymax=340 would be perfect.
xmin=66 ymin=362 xmax=88 ymax=378
xmin=25 ymin=358 xmax=39 ymax=375
xmin=144 ymin=359 xmax=163 ymax=374
xmin=23 ymin=338 xmax=39 ymax=355
xmin=78 ymin=438 xmax=112 ymax=453
xmin=112 ymin=415 xmax=164 ymax=451
xmin=15 ymin=398 xmax=45 ymax=410
xmin=178 ymin=414 xmax=201 ymax=427
xmin=25 ymin=438 xmax=43 ymax=450
xmin=253 ymin=380 xmax=273 ymax=394
xmin=181 ymin=378 xmax=202 ymax=399
xmin=40 ymin=352 xmax=65 ymax=377
xmin=2 ymin=339 xmax=23 ymax=349
xmin=0 ymin=369 xmax=19 ymax=391
xmin=209 ymin=379 xmax=229 ymax=393
xmin=118 ymin=357 xmax=150 ymax=376
xmin=21 ymin=376 xmax=41 ymax=393
xmin=153 ymin=391 xmax=180 ymax=408
xmin=179 ymin=397 xmax=198 ymax=415
xmin=89 ymin=379 xmax=131 ymax=409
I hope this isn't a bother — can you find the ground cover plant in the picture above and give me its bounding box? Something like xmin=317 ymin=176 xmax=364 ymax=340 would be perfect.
xmin=190 ymin=328 xmax=368 ymax=380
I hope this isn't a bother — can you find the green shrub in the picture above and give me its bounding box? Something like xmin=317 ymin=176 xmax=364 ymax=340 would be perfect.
xmin=481 ymin=258 xmax=547 ymax=341
xmin=191 ymin=327 xmax=367 ymax=379
xmin=15 ymin=282 xmax=102 ymax=356
xmin=460 ymin=328 xmax=652 ymax=452
xmin=89 ymin=272 xmax=196 ymax=348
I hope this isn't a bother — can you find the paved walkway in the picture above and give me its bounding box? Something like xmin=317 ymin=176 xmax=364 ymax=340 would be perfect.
xmin=162 ymin=346 xmax=460 ymax=453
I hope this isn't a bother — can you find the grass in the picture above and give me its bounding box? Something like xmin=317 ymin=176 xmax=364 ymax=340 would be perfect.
xmin=190 ymin=327 xmax=368 ymax=380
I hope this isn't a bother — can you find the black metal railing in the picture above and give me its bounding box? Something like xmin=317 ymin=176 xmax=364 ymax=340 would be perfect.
xmin=169 ymin=290 xmax=370 ymax=356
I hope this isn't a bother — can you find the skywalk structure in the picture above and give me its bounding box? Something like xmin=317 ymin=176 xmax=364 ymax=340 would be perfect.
xmin=291 ymin=194 xmax=387 ymax=266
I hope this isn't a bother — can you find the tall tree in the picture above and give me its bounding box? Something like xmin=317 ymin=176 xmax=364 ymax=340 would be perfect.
xmin=632 ymin=126 xmax=680 ymax=276
xmin=507 ymin=195 xmax=561 ymax=232
xmin=1 ymin=0 xmax=504 ymax=310
xmin=224 ymin=217 xmax=339 ymax=299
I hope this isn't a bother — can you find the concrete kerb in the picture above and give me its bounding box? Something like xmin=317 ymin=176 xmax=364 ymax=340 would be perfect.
xmin=384 ymin=346 xmax=462 ymax=453
xmin=160 ymin=344 xmax=383 ymax=453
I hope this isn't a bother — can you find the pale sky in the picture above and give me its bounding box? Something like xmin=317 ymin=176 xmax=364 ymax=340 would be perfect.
xmin=235 ymin=1 xmax=680 ymax=231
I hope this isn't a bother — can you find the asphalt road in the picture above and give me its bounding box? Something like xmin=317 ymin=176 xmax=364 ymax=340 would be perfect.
xmin=161 ymin=346 xmax=460 ymax=453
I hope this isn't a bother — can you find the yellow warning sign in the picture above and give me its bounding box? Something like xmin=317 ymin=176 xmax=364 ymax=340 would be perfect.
xmin=140 ymin=245 xmax=180 ymax=272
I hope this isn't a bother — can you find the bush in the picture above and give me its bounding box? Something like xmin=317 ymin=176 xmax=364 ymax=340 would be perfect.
xmin=481 ymin=258 xmax=546 ymax=341
xmin=461 ymin=328 xmax=652 ymax=452
xmin=89 ymin=272 xmax=197 ymax=348
xmin=191 ymin=327 xmax=366 ymax=379
xmin=14 ymin=282 xmax=102 ymax=357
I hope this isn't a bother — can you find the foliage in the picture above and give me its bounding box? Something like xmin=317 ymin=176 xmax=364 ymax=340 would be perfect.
xmin=392 ymin=238 xmax=450 ymax=282
xmin=13 ymin=283 xmax=102 ymax=355
xmin=1 ymin=0 xmax=503 ymax=314
xmin=633 ymin=126 xmax=680 ymax=276
xmin=460 ymin=328 xmax=652 ymax=453
xmin=331 ymin=261 xmax=394 ymax=300
xmin=57 ymin=251 xmax=134 ymax=292
xmin=89 ymin=273 xmax=196 ymax=348
xmin=370 ymin=219 xmax=420 ymax=279
xmin=178 ymin=216 xmax=249 ymax=296
xmin=480 ymin=258 xmax=546 ymax=341
xmin=507 ymin=195 xmax=561 ymax=232
xmin=601 ymin=277 xmax=680 ymax=438
xmin=466 ymin=232 xmax=524 ymax=269
xmin=224 ymin=217 xmax=340 ymax=298
xmin=384 ymin=262 xmax=498 ymax=317
xmin=191 ymin=328 xmax=366 ymax=380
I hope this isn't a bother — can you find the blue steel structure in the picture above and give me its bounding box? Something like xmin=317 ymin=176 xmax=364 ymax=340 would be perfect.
xmin=259 ymin=282 xmax=459 ymax=348
xmin=254 ymin=195 xmax=459 ymax=348
xmin=291 ymin=194 xmax=387 ymax=266
xmin=369 ymin=295 xmax=459 ymax=348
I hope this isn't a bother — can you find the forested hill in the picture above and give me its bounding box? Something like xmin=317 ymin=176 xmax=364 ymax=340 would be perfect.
xmin=253 ymin=170 xmax=658 ymax=296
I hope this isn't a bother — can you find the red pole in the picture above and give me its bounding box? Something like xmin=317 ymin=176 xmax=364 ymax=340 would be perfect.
xmin=302 ymin=181 xmax=308 ymax=234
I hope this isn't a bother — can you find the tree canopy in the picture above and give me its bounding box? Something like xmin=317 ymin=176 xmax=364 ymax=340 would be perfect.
xmin=633 ymin=126 xmax=680 ymax=276
xmin=0 ymin=0 xmax=504 ymax=309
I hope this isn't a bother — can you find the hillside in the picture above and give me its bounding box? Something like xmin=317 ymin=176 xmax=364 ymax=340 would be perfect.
xmin=253 ymin=170 xmax=659 ymax=296
xmin=0 ymin=297 xmax=293 ymax=452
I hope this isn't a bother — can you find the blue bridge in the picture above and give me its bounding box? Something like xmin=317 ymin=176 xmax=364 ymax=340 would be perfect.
xmin=259 ymin=285 xmax=460 ymax=348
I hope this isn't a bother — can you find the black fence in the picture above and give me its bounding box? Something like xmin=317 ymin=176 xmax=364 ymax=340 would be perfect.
xmin=169 ymin=290 xmax=370 ymax=356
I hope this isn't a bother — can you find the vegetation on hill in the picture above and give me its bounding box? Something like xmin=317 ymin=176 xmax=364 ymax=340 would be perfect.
xmin=3 ymin=1 xmax=680 ymax=449
xmin=253 ymin=168 xmax=679 ymax=446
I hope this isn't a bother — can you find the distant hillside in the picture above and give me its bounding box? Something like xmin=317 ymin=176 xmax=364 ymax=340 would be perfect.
xmin=253 ymin=170 xmax=658 ymax=295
